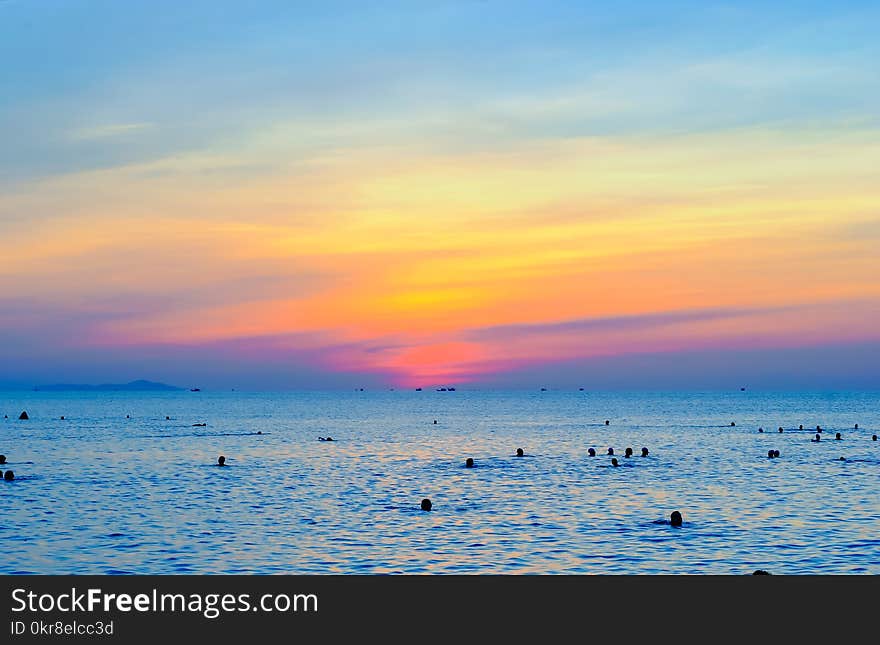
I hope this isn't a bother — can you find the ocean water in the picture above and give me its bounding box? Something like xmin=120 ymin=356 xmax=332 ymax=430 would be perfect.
xmin=1 ymin=390 xmax=878 ymax=575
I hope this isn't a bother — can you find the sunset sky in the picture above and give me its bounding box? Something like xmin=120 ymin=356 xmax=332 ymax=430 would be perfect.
xmin=2 ymin=1 xmax=879 ymax=389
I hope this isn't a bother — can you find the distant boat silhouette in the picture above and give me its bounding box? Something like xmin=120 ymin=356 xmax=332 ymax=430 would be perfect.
xmin=415 ymin=387 xmax=422 ymax=391
xmin=190 ymin=388 xmax=201 ymax=392
xmin=540 ymin=387 xmax=547 ymax=391
xmin=448 ymin=387 xmax=456 ymax=391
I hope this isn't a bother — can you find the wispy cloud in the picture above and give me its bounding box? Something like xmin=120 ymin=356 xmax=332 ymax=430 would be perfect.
xmin=68 ymin=122 xmax=154 ymax=141
xmin=465 ymin=306 xmax=797 ymax=343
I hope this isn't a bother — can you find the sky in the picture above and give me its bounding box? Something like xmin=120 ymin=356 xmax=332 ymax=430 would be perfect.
xmin=1 ymin=0 xmax=879 ymax=390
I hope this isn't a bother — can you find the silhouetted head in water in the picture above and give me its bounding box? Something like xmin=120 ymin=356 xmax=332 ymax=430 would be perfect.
xmin=730 ymin=421 xmax=736 ymax=426
xmin=607 ymin=447 xmax=614 ymax=455
xmin=854 ymin=423 xmax=859 ymax=429
xmin=768 ymin=449 xmax=775 ymax=458
xmin=0 ymin=455 xmax=5 ymax=464
xmin=799 ymin=425 xmax=804 ymax=430
xmin=817 ymin=425 xmax=822 ymax=431
xmin=835 ymin=433 xmax=841 ymax=440
xmin=257 ymin=431 xmax=262 ymax=435
xmin=773 ymin=450 xmax=780 ymax=458
xmin=217 ymin=455 xmax=226 ymax=466
xmin=611 ymin=458 xmax=619 ymax=467
xmin=60 ymin=416 xmax=65 ymax=420
xmin=670 ymin=511 xmax=682 ymax=527
xmin=588 ymin=448 xmax=596 ymax=457
xmin=873 ymin=435 xmax=877 ymax=441
xmin=605 ymin=420 xmax=610 ymax=426
xmin=839 ymin=456 xmax=846 ymax=461
xmin=813 ymin=434 xmax=821 ymax=442
xmin=465 ymin=457 xmax=474 ymax=468
xmin=126 ymin=415 xmax=130 ymax=419
xmin=433 ymin=420 xmax=437 ymax=425
xmin=165 ymin=416 xmax=170 ymax=420
xmin=779 ymin=427 xmax=784 ymax=433
xmin=752 ymin=570 xmax=771 ymax=575
xmin=516 ymin=448 xmax=524 ymax=457
xmin=641 ymin=447 xmax=649 ymax=457
xmin=325 ymin=436 xmax=333 ymax=441
xmin=3 ymin=470 xmax=13 ymax=481
xmin=625 ymin=447 xmax=633 ymax=458
xmin=758 ymin=427 xmax=763 ymax=433
xmin=421 ymin=498 xmax=432 ymax=511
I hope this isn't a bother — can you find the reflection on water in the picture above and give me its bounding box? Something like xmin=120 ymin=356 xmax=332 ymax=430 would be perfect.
xmin=1 ymin=390 xmax=878 ymax=574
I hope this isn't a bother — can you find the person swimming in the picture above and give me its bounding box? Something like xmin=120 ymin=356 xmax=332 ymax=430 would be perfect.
xmin=835 ymin=433 xmax=841 ymax=440
xmin=420 ymin=498 xmax=432 ymax=511
xmin=611 ymin=458 xmax=619 ymax=467
xmin=607 ymin=447 xmax=614 ymax=455
xmin=767 ymin=450 xmax=775 ymax=458
xmin=60 ymin=416 xmax=65 ymax=420
xmin=605 ymin=420 xmax=610 ymax=426
xmin=465 ymin=457 xmax=474 ymax=468
xmin=773 ymin=450 xmax=780 ymax=458
xmin=318 ymin=436 xmax=334 ymax=441
xmin=433 ymin=420 xmax=437 ymax=424
xmin=0 ymin=455 xmax=5 ymax=465
xmin=817 ymin=425 xmax=822 ymax=432
xmin=516 ymin=448 xmax=524 ymax=457
xmin=730 ymin=421 xmax=736 ymax=426
xmin=4 ymin=470 xmax=14 ymax=481
xmin=758 ymin=427 xmax=763 ymax=433
xmin=854 ymin=423 xmax=859 ymax=429
xmin=670 ymin=511 xmax=682 ymax=527
xmin=812 ymin=434 xmax=821 ymax=442
xmin=624 ymin=447 xmax=633 ymax=458
xmin=217 ymin=456 xmax=226 ymax=466
xmin=873 ymin=435 xmax=877 ymax=441
xmin=778 ymin=427 xmax=784 ymax=433
xmin=641 ymin=447 xmax=649 ymax=457
xmin=588 ymin=448 xmax=596 ymax=457
xmin=799 ymin=425 xmax=804 ymax=430
xmin=165 ymin=416 xmax=170 ymax=420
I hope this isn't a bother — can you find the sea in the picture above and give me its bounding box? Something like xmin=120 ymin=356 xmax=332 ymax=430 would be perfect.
xmin=1 ymin=389 xmax=878 ymax=574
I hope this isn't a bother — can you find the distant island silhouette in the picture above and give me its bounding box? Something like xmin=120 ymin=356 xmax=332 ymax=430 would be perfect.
xmin=33 ymin=379 xmax=184 ymax=392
